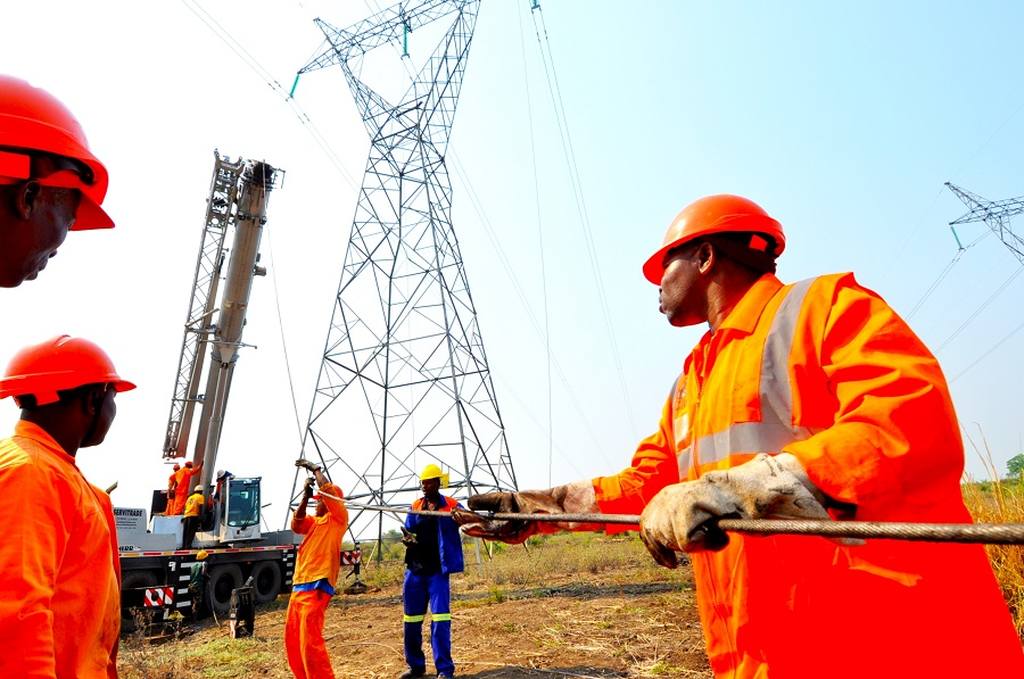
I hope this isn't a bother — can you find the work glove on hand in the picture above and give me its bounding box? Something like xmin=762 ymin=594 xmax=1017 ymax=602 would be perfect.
xmin=454 ymin=480 xmax=599 ymax=543
xmin=453 ymin=490 xmax=562 ymax=543
xmin=302 ymin=477 xmax=315 ymax=499
xmin=639 ymin=453 xmax=837 ymax=568
xmin=295 ymin=458 xmax=321 ymax=473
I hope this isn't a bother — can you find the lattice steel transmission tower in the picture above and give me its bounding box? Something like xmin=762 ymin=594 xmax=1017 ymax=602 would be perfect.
xmin=946 ymin=182 xmax=1024 ymax=263
xmin=290 ymin=0 xmax=517 ymax=541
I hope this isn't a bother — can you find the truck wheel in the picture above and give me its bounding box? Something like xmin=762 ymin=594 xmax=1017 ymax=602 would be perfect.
xmin=206 ymin=564 xmax=243 ymax=616
xmin=250 ymin=561 xmax=283 ymax=604
xmin=121 ymin=571 xmax=159 ymax=634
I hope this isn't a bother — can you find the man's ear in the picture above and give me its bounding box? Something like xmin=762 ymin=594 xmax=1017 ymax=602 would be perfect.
xmin=81 ymin=386 xmax=104 ymax=416
xmin=13 ymin=181 xmax=41 ymax=220
xmin=696 ymin=241 xmax=716 ymax=275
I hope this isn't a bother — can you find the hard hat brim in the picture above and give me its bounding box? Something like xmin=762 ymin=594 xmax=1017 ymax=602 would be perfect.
xmin=70 ymin=192 xmax=114 ymax=231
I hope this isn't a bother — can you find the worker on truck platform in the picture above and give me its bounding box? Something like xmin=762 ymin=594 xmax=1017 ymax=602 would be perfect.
xmin=400 ymin=464 xmax=463 ymax=679
xmin=169 ymin=460 xmax=203 ymax=515
xmin=0 ymin=75 xmax=116 ymax=287
xmin=182 ymin=484 xmax=205 ymax=549
xmin=166 ymin=462 xmax=181 ymax=506
xmin=0 ymin=336 xmax=135 ymax=678
xmin=457 ymin=194 xmax=1024 ymax=679
xmin=288 ymin=459 xmax=349 ymax=679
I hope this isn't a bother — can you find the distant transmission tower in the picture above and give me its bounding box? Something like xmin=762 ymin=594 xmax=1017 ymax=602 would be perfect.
xmin=290 ymin=0 xmax=517 ymax=541
xmin=946 ymin=182 xmax=1024 ymax=262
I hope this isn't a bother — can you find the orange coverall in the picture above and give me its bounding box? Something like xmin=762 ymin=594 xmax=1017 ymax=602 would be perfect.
xmin=285 ymin=482 xmax=349 ymax=679
xmin=0 ymin=420 xmax=120 ymax=678
xmin=594 ymin=273 xmax=1023 ymax=679
xmin=170 ymin=466 xmax=198 ymax=515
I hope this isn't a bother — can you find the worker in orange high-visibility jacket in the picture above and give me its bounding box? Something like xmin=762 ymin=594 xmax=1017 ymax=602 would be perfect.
xmin=0 ymin=335 xmax=135 ymax=678
xmin=286 ymin=459 xmax=349 ymax=679
xmin=0 ymin=75 xmax=116 ymax=288
xmin=458 ymin=194 xmax=1024 ymax=679
xmin=169 ymin=460 xmax=202 ymax=515
xmin=166 ymin=462 xmax=181 ymax=508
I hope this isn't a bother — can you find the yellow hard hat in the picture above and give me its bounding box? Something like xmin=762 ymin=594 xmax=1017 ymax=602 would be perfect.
xmin=196 ymin=550 xmax=209 ymax=560
xmin=419 ymin=464 xmax=449 ymax=488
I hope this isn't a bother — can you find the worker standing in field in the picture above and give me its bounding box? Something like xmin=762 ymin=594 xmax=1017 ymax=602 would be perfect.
xmin=400 ymin=464 xmax=463 ymax=679
xmin=287 ymin=459 xmax=349 ymax=679
xmin=188 ymin=550 xmax=210 ymax=618
xmin=0 ymin=335 xmax=134 ymax=677
xmin=182 ymin=485 xmax=205 ymax=549
xmin=0 ymin=75 xmax=115 ymax=287
xmin=458 ymin=194 xmax=1024 ymax=678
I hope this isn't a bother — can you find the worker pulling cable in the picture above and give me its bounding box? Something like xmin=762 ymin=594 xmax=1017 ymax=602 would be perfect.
xmin=340 ymin=500 xmax=1024 ymax=546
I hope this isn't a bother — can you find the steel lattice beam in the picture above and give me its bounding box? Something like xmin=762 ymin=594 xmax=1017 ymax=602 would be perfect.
xmin=946 ymin=182 xmax=1024 ymax=263
xmin=290 ymin=0 xmax=517 ymax=544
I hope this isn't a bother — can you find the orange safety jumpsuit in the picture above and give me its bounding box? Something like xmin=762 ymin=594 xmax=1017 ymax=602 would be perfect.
xmin=0 ymin=420 xmax=120 ymax=678
xmin=593 ymin=273 xmax=1023 ymax=679
xmin=285 ymin=482 xmax=349 ymax=679
xmin=171 ymin=466 xmax=198 ymax=515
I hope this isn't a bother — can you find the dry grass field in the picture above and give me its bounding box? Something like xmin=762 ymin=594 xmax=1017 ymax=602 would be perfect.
xmin=120 ymin=485 xmax=1024 ymax=678
xmin=120 ymin=533 xmax=712 ymax=678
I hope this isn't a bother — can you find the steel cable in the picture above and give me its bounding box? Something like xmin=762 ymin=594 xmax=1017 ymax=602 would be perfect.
xmin=341 ymin=500 xmax=1024 ymax=545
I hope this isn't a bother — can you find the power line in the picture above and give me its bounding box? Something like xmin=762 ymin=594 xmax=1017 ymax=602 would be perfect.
xmin=905 ymin=230 xmax=989 ymax=320
xmin=517 ymin=0 xmax=554 ymax=487
xmin=936 ymin=264 xmax=1024 ymax=352
xmin=530 ymin=4 xmax=639 ymax=439
xmin=950 ymin=317 xmax=1024 ymax=383
xmin=180 ymin=0 xmax=359 ymax=189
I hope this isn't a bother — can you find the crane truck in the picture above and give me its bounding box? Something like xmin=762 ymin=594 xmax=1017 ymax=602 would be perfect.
xmin=114 ymin=153 xmax=362 ymax=628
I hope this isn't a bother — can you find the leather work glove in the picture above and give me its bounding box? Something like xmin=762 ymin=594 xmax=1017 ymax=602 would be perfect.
xmin=302 ymin=477 xmax=315 ymax=499
xmin=295 ymin=458 xmax=321 ymax=473
xmin=454 ymin=480 xmax=599 ymax=544
xmin=639 ymin=453 xmax=840 ymax=568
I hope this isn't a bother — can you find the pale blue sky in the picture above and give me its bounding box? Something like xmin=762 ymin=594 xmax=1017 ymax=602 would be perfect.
xmin=0 ymin=1 xmax=1021 ymax=522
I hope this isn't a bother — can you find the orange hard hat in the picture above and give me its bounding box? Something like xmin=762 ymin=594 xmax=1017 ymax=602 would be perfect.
xmin=642 ymin=194 xmax=785 ymax=284
xmin=0 ymin=75 xmax=113 ymax=230
xmin=0 ymin=335 xmax=135 ymax=406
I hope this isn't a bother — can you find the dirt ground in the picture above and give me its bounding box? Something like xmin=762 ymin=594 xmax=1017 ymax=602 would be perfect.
xmin=119 ymin=537 xmax=712 ymax=678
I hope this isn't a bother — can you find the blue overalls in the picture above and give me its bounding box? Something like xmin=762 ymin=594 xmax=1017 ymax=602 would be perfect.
xmin=403 ymin=495 xmax=464 ymax=677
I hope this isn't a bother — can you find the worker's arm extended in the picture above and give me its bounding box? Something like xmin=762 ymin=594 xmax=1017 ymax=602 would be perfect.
xmin=0 ymin=461 xmax=67 ymax=677
xmin=783 ymin=274 xmax=963 ymax=514
xmin=457 ymin=395 xmax=681 ymax=543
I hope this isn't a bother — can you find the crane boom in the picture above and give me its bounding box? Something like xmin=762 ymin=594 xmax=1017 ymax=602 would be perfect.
xmin=191 ymin=160 xmax=280 ymax=497
xmin=162 ymin=152 xmax=244 ymax=459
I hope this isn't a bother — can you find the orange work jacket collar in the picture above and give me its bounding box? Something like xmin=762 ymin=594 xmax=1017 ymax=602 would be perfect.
xmin=684 ymin=274 xmax=784 ymax=376
xmin=14 ymin=419 xmax=77 ymax=465
xmin=715 ymin=273 xmax=784 ymax=337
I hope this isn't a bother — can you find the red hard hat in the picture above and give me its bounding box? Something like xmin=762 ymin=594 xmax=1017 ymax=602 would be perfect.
xmin=642 ymin=194 xmax=785 ymax=285
xmin=173 ymin=463 xmax=181 ymax=471
xmin=0 ymin=75 xmax=113 ymax=230
xmin=0 ymin=335 xmax=135 ymax=406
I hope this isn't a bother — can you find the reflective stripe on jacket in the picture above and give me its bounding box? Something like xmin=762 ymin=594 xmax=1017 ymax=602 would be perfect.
xmin=406 ymin=496 xmax=464 ymax=575
xmin=292 ymin=483 xmax=349 ymax=589
xmin=593 ymin=272 xmax=1023 ymax=678
xmin=0 ymin=420 xmax=120 ymax=678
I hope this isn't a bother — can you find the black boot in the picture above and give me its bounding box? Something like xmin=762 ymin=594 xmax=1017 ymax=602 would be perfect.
xmin=398 ymin=670 xmax=425 ymax=679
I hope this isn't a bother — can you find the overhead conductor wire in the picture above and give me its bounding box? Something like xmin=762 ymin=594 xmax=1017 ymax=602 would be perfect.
xmin=518 ymin=0 xmax=554 ymax=487
xmin=530 ymin=3 xmax=640 ymax=439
